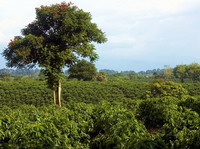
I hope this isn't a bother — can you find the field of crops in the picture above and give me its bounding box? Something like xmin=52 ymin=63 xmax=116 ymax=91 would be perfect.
xmin=0 ymin=80 xmax=150 ymax=107
xmin=1 ymin=80 xmax=200 ymax=148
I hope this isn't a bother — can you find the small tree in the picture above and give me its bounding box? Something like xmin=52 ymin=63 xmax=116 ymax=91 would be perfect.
xmin=68 ymin=60 xmax=97 ymax=81
xmin=2 ymin=2 xmax=107 ymax=106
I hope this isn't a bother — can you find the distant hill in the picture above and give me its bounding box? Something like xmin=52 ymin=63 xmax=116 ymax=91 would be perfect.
xmin=0 ymin=68 xmax=40 ymax=75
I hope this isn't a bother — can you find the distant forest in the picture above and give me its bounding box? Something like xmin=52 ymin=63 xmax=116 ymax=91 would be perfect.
xmin=0 ymin=68 xmax=164 ymax=76
xmin=99 ymin=68 xmax=164 ymax=75
xmin=0 ymin=68 xmax=40 ymax=75
xmin=1 ymin=63 xmax=200 ymax=83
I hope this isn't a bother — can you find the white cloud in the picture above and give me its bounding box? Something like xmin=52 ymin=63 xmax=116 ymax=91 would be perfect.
xmin=1 ymin=0 xmax=200 ymax=70
xmin=0 ymin=32 xmax=4 ymax=42
xmin=108 ymin=34 xmax=136 ymax=44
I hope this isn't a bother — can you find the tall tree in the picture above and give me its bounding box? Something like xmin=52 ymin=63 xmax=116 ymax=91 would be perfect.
xmin=2 ymin=2 xmax=107 ymax=106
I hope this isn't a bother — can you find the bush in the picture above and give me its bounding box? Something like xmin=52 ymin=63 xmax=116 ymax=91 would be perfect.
xmin=90 ymin=101 xmax=148 ymax=149
xmin=0 ymin=104 xmax=94 ymax=148
xmin=147 ymin=79 xmax=187 ymax=99
xmin=138 ymin=97 xmax=200 ymax=148
xmin=138 ymin=97 xmax=181 ymax=128
xmin=182 ymin=82 xmax=200 ymax=96
xmin=1 ymin=99 xmax=200 ymax=148
xmin=179 ymin=96 xmax=200 ymax=115
xmin=161 ymin=108 xmax=200 ymax=148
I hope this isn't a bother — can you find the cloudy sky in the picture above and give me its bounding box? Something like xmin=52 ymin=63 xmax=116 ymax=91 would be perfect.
xmin=1 ymin=0 xmax=200 ymax=72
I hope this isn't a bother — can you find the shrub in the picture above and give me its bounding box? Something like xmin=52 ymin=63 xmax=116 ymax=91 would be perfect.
xmin=179 ymin=96 xmax=200 ymax=115
xmin=90 ymin=101 xmax=148 ymax=149
xmin=138 ymin=97 xmax=181 ymax=128
xmin=147 ymin=79 xmax=187 ymax=99
xmin=0 ymin=105 xmax=94 ymax=148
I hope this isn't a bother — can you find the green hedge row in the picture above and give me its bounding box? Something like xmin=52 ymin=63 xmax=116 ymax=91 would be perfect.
xmin=1 ymin=80 xmax=200 ymax=107
xmin=0 ymin=80 xmax=53 ymax=108
xmin=0 ymin=81 xmax=149 ymax=107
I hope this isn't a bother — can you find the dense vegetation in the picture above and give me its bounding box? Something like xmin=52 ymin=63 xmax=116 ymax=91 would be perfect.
xmin=1 ymin=1 xmax=200 ymax=147
xmin=2 ymin=62 xmax=200 ymax=83
xmin=0 ymin=80 xmax=148 ymax=107
xmin=1 ymin=80 xmax=200 ymax=148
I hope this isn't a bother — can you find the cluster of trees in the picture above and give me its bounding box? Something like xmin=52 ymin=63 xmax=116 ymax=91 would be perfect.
xmin=98 ymin=63 xmax=200 ymax=82
xmin=173 ymin=63 xmax=200 ymax=82
xmin=1 ymin=62 xmax=200 ymax=83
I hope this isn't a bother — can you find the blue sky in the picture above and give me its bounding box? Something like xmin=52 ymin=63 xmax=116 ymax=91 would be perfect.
xmin=1 ymin=0 xmax=200 ymax=72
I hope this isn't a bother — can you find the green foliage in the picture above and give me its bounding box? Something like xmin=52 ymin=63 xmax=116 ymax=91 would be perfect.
xmin=186 ymin=63 xmax=200 ymax=82
xmin=95 ymin=72 xmax=108 ymax=81
xmin=0 ymin=102 xmax=148 ymax=148
xmin=62 ymin=81 xmax=126 ymax=104
xmin=0 ymin=80 xmax=53 ymax=108
xmin=0 ymin=72 xmax=11 ymax=81
xmin=0 ymin=80 xmax=151 ymax=107
xmin=173 ymin=63 xmax=200 ymax=83
xmin=161 ymin=108 xmax=200 ymax=148
xmin=2 ymin=80 xmax=200 ymax=108
xmin=0 ymin=104 xmax=94 ymax=148
xmin=1 ymin=87 xmax=200 ymax=148
xmin=179 ymin=96 xmax=200 ymax=115
xmin=138 ymin=97 xmax=181 ymax=128
xmin=89 ymin=101 xmax=149 ymax=149
xmin=68 ymin=60 xmax=97 ymax=81
xmin=147 ymin=79 xmax=188 ymax=99
xmin=163 ymin=65 xmax=174 ymax=80
xmin=182 ymin=82 xmax=200 ymax=97
xmin=110 ymin=81 xmax=149 ymax=99
xmin=3 ymin=2 xmax=106 ymax=89
xmin=138 ymin=97 xmax=200 ymax=148
xmin=173 ymin=64 xmax=187 ymax=83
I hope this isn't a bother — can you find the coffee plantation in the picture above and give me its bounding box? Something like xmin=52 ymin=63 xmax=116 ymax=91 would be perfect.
xmin=1 ymin=80 xmax=200 ymax=148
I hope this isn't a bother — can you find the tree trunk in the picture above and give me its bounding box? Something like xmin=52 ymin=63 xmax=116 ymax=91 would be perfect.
xmin=54 ymin=80 xmax=61 ymax=107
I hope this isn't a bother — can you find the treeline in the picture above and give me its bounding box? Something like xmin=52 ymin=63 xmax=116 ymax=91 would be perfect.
xmin=1 ymin=62 xmax=200 ymax=82
xmin=100 ymin=63 xmax=200 ymax=82
xmin=99 ymin=68 xmax=163 ymax=75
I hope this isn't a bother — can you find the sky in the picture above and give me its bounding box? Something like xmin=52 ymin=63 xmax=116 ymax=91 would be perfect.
xmin=1 ymin=0 xmax=200 ymax=72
